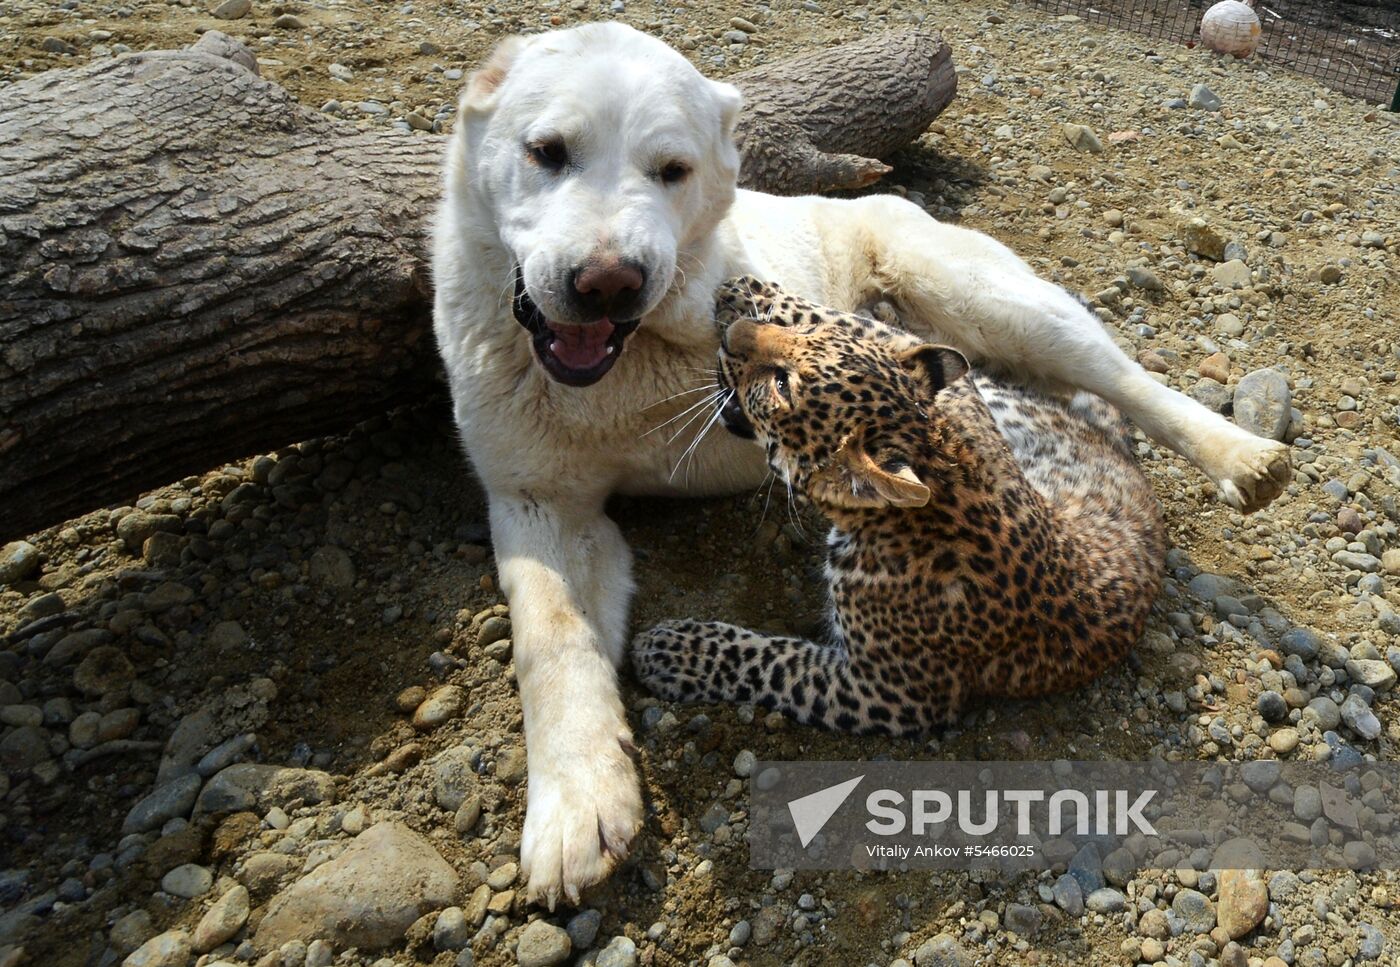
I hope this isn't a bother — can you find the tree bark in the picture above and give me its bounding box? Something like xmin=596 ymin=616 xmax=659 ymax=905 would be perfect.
xmin=0 ymin=29 xmax=955 ymax=541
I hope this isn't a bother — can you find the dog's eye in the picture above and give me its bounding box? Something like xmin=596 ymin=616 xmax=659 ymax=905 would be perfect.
xmin=529 ymin=139 xmax=569 ymax=172
xmin=659 ymin=161 xmax=691 ymax=185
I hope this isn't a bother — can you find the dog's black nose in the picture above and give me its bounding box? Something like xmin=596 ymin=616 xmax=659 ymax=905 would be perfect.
xmin=571 ymin=258 xmax=646 ymax=319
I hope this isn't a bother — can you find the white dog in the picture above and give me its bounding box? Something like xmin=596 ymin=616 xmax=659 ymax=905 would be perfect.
xmin=432 ymin=22 xmax=1289 ymax=906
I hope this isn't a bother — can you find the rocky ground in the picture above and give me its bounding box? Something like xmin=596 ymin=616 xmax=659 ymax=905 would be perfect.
xmin=2 ymin=0 xmax=1399 ymax=965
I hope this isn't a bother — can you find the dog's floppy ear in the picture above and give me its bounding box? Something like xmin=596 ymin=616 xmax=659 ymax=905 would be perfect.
xmin=711 ymin=80 xmax=743 ymax=141
xmin=460 ymin=35 xmax=531 ymax=115
xmin=899 ymin=344 xmax=969 ymax=397
xmin=808 ymin=437 xmax=930 ymax=510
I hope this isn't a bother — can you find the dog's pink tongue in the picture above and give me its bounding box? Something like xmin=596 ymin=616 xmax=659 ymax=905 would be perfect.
xmin=548 ymin=320 xmax=615 ymax=370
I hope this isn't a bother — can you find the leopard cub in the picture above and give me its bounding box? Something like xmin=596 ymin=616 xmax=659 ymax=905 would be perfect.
xmin=632 ymin=276 xmax=1166 ymax=735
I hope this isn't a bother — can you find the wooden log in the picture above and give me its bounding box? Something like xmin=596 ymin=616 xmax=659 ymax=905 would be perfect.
xmin=0 ymin=29 xmax=956 ymax=541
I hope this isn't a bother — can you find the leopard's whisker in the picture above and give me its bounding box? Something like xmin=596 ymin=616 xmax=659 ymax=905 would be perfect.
xmin=659 ymin=390 xmax=724 ymax=445
xmin=639 ymin=388 xmax=722 ymax=441
xmin=641 ymin=382 xmax=717 ymax=412
xmin=671 ymin=389 xmax=728 ymax=484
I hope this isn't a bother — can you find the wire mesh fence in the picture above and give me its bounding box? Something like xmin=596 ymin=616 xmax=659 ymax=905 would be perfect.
xmin=1020 ymin=0 xmax=1400 ymax=105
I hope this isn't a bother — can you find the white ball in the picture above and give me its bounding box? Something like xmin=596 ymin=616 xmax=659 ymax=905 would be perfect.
xmin=1201 ymin=0 xmax=1262 ymax=58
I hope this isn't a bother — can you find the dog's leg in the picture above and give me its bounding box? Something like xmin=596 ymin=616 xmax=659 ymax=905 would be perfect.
xmin=489 ymin=492 xmax=643 ymax=909
xmin=847 ymin=196 xmax=1291 ymax=513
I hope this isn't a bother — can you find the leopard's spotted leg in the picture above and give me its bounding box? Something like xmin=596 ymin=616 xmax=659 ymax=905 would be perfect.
xmin=631 ymin=619 xmax=959 ymax=736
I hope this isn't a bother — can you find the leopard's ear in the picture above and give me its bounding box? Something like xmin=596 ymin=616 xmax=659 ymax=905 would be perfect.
xmin=899 ymin=344 xmax=969 ymax=396
xmin=808 ymin=439 xmax=929 ymax=510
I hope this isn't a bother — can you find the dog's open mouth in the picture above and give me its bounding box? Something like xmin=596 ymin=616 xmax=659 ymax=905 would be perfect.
xmin=513 ymin=270 xmax=640 ymax=387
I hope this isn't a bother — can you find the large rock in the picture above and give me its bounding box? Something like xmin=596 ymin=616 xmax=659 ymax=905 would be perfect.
xmin=254 ymin=822 xmax=458 ymax=950
xmin=195 ymin=763 xmax=336 ymax=814
xmin=1233 ymin=369 xmax=1292 ymax=442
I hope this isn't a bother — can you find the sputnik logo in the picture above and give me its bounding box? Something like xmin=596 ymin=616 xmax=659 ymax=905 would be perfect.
xmin=787 ymin=775 xmax=864 ymax=847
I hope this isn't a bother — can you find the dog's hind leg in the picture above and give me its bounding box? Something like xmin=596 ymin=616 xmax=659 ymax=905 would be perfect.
xmin=833 ymin=194 xmax=1290 ymax=514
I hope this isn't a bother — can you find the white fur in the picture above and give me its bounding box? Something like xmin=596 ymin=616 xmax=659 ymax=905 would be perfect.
xmin=433 ymin=22 xmax=1289 ymax=907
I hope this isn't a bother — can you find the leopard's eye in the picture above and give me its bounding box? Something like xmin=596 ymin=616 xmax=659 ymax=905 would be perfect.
xmin=772 ymin=368 xmax=792 ymax=402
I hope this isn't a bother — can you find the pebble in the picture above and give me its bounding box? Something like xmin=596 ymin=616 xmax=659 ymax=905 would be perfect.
xmin=1085 ymin=888 xmax=1126 ymax=913
xmin=1052 ymin=873 xmax=1083 ymax=915
xmin=1138 ymin=908 xmax=1169 ymax=939
xmin=309 ymin=545 xmax=356 ymax=588
xmin=1233 ymin=369 xmax=1293 ymax=441
xmin=1172 ymin=889 xmax=1216 ymax=933
xmin=196 ymin=764 xmax=336 ymax=814
xmin=1212 ymin=260 xmax=1251 ymax=289
xmin=1061 ymin=122 xmax=1103 ymax=154
xmin=1357 ymin=922 xmax=1385 ymax=960
xmin=210 ymin=0 xmax=251 ymax=19
xmin=477 ymin=615 xmax=511 ymax=646
xmin=1340 ymin=694 xmax=1381 ymax=740
xmin=1189 ymin=83 xmax=1222 ymax=111
xmin=516 ymin=920 xmax=571 ymax=966
xmin=912 ymin=933 xmax=971 ymax=966
xmin=1125 ymin=266 xmax=1163 ymax=291
xmin=192 ymin=885 xmax=250 ymax=951
xmin=0 ymin=541 xmax=39 ymax=584
xmin=567 ymin=909 xmax=602 ymax=950
xmin=161 ymin=863 xmax=213 ymax=899
xmin=595 ymin=936 xmax=638 ymax=967
xmin=123 ymin=930 xmax=192 ymax=966
xmin=1257 ymin=690 xmax=1287 ymax=722
xmin=1003 ymin=902 xmax=1041 ymax=936
xmin=1280 ymin=628 xmax=1321 ymax=661
xmin=1198 ymin=352 xmax=1231 ymax=383
xmin=73 ymin=645 xmax=135 ymax=695
xmin=123 ymin=774 xmax=203 ymax=834
xmin=434 ymin=907 xmax=470 ymax=951
xmin=1182 ymin=218 xmax=1227 ymax=261
xmin=413 ymin=685 xmax=466 ymax=730
xmin=1217 ymin=869 xmax=1268 ymax=939
xmin=1346 ymin=659 xmax=1396 ymax=690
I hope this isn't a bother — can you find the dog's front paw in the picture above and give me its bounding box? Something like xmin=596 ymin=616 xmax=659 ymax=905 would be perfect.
xmin=1203 ymin=431 xmax=1291 ymax=514
xmin=520 ymin=735 xmax=642 ymax=910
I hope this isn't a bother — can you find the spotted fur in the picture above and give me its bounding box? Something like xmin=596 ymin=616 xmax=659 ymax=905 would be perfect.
xmin=631 ymin=277 xmax=1166 ymax=735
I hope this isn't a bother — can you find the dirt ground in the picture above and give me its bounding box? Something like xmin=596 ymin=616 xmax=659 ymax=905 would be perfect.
xmin=1 ymin=0 xmax=1398 ymax=965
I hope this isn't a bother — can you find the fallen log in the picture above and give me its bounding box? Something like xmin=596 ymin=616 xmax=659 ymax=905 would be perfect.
xmin=0 ymin=29 xmax=956 ymax=541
